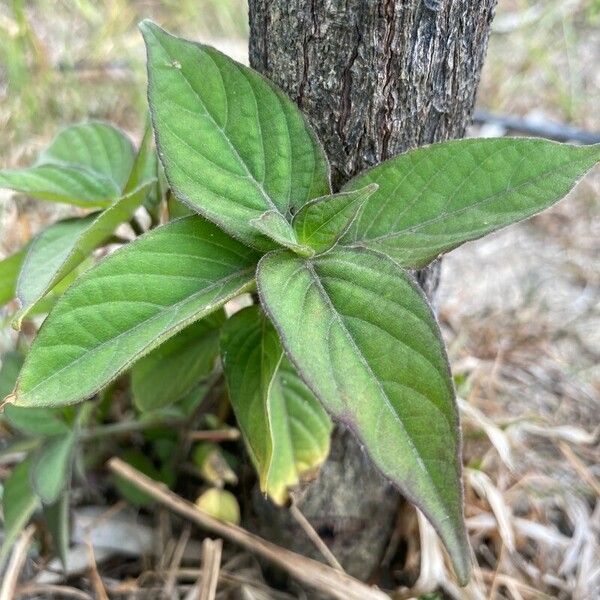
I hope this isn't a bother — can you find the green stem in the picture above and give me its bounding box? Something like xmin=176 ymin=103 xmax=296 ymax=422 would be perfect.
xmin=79 ymin=417 xmax=182 ymax=442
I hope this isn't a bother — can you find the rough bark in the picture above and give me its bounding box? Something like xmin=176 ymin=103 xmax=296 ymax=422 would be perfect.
xmin=248 ymin=0 xmax=497 ymax=582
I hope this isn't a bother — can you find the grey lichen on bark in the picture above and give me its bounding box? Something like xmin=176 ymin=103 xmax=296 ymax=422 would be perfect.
xmin=248 ymin=0 xmax=497 ymax=582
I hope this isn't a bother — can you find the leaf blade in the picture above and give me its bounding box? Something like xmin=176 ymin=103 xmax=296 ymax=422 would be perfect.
xmin=14 ymin=182 xmax=154 ymax=326
xmin=31 ymin=432 xmax=76 ymax=504
xmin=141 ymin=21 xmax=330 ymax=248
xmin=0 ymin=458 xmax=40 ymax=567
xmin=38 ymin=121 xmax=135 ymax=192
xmin=257 ymin=248 xmax=469 ymax=582
xmin=132 ymin=313 xmax=224 ymax=412
xmin=10 ymin=216 xmax=260 ymax=408
xmin=293 ymin=184 xmax=378 ymax=254
xmin=342 ymin=138 xmax=600 ymax=267
xmin=0 ymin=249 xmax=26 ymax=307
xmin=221 ymin=306 xmax=331 ymax=504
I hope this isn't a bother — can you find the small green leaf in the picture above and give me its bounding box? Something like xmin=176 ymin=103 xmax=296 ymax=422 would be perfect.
xmin=39 ymin=122 xmax=135 ymax=191
xmin=44 ymin=494 xmax=70 ymax=569
xmin=9 ymin=216 xmax=260 ymax=408
xmin=293 ymin=184 xmax=378 ymax=254
xmin=132 ymin=312 xmax=224 ymax=412
xmin=257 ymin=248 xmax=469 ymax=583
xmin=14 ymin=182 xmax=154 ymax=327
xmin=342 ymin=138 xmax=600 ymax=267
xmin=221 ymin=306 xmax=331 ymax=504
xmin=4 ymin=404 xmax=70 ymax=437
xmin=31 ymin=431 xmax=76 ymax=504
xmin=0 ymin=458 xmax=40 ymax=567
xmin=141 ymin=21 xmax=330 ymax=249
xmin=0 ymin=122 xmax=135 ymax=207
xmin=250 ymin=211 xmax=314 ymax=257
xmin=0 ymin=249 xmax=26 ymax=307
xmin=125 ymin=118 xmax=157 ymax=194
xmin=0 ymin=352 xmax=23 ymax=400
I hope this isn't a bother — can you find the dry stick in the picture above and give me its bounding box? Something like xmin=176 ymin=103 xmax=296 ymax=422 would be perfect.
xmin=0 ymin=525 xmax=36 ymax=600
xmin=108 ymin=458 xmax=388 ymax=600
xmin=289 ymin=502 xmax=344 ymax=572
xmin=15 ymin=584 xmax=93 ymax=600
xmin=187 ymin=429 xmax=240 ymax=442
xmin=198 ymin=538 xmax=222 ymax=600
xmin=165 ymin=524 xmax=192 ymax=598
xmin=85 ymin=539 xmax=109 ymax=600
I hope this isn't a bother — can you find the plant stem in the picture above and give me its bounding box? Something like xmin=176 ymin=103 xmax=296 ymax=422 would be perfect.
xmin=78 ymin=417 xmax=182 ymax=441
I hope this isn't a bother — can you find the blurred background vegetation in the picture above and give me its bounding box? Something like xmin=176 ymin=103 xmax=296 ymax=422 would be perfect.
xmin=1 ymin=0 xmax=599 ymax=169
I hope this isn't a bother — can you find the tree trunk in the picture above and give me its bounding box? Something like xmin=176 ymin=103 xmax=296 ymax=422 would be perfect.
xmin=248 ymin=0 xmax=497 ymax=582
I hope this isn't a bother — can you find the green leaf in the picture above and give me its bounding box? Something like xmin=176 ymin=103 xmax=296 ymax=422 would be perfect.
xmin=0 ymin=249 xmax=26 ymax=307
xmin=4 ymin=404 xmax=69 ymax=437
xmin=141 ymin=21 xmax=330 ymax=249
xmin=221 ymin=306 xmax=331 ymax=504
xmin=44 ymin=494 xmax=70 ymax=569
xmin=293 ymin=184 xmax=378 ymax=254
xmin=250 ymin=211 xmax=314 ymax=257
xmin=0 ymin=352 xmax=23 ymax=400
xmin=14 ymin=182 xmax=154 ymax=327
xmin=31 ymin=431 xmax=76 ymax=504
xmin=342 ymin=138 xmax=600 ymax=267
xmin=9 ymin=216 xmax=259 ymax=408
xmin=0 ymin=458 xmax=40 ymax=567
xmin=132 ymin=312 xmax=224 ymax=412
xmin=39 ymin=122 xmax=135 ymax=191
xmin=125 ymin=118 xmax=157 ymax=194
xmin=257 ymin=248 xmax=469 ymax=583
xmin=0 ymin=122 xmax=135 ymax=208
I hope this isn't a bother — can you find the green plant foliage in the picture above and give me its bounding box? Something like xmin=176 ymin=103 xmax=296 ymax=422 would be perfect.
xmin=250 ymin=210 xmax=314 ymax=257
xmin=221 ymin=306 xmax=331 ymax=504
xmin=43 ymin=495 xmax=70 ymax=568
xmin=341 ymin=138 xmax=600 ymax=267
xmin=14 ymin=182 xmax=154 ymax=327
xmin=31 ymin=431 xmax=76 ymax=504
xmin=0 ymin=249 xmax=26 ymax=308
xmin=9 ymin=216 xmax=259 ymax=407
xmin=0 ymin=122 xmax=135 ymax=207
xmin=293 ymin=184 xmax=378 ymax=254
xmin=5 ymin=23 xmax=600 ymax=586
xmin=141 ymin=21 xmax=330 ymax=249
xmin=257 ymin=248 xmax=469 ymax=582
xmin=0 ymin=457 xmax=40 ymax=566
xmin=132 ymin=312 xmax=224 ymax=412
xmin=0 ymin=352 xmax=23 ymax=399
xmin=4 ymin=404 xmax=69 ymax=437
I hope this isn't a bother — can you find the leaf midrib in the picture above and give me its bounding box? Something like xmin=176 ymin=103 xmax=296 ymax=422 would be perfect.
xmin=303 ymin=259 xmax=432 ymax=481
xmin=151 ymin=31 xmax=282 ymax=218
xmin=352 ymin=152 xmax=594 ymax=245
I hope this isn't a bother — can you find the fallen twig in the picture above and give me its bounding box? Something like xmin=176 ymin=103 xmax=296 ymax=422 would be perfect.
xmin=1 ymin=525 xmax=36 ymax=600
xmin=108 ymin=457 xmax=389 ymax=600
xmin=197 ymin=538 xmax=222 ymax=600
xmin=290 ymin=501 xmax=344 ymax=571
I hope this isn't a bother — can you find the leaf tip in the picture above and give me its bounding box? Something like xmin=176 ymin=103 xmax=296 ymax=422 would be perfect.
xmin=138 ymin=19 xmax=162 ymax=42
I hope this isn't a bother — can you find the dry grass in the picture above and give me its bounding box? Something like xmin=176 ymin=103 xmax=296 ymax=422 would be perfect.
xmin=1 ymin=1 xmax=599 ymax=599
